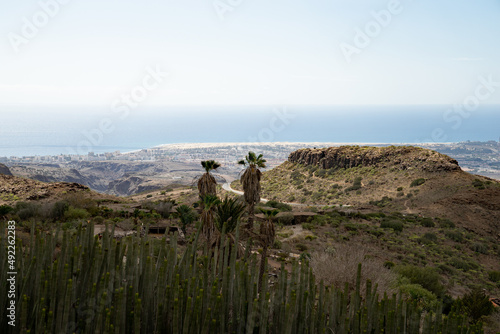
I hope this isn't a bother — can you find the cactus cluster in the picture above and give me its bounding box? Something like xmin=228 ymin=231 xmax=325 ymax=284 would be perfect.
xmin=0 ymin=221 xmax=483 ymax=333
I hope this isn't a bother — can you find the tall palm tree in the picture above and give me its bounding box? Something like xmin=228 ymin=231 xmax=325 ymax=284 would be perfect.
xmin=175 ymin=204 xmax=198 ymax=234
xmin=258 ymin=208 xmax=278 ymax=291
xmin=198 ymin=160 xmax=221 ymax=201
xmin=238 ymin=152 xmax=266 ymax=229
xmin=200 ymin=194 xmax=220 ymax=242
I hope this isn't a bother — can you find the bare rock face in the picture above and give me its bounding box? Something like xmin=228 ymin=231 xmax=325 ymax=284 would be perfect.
xmin=107 ymin=175 xmax=161 ymax=196
xmin=288 ymin=146 xmax=461 ymax=172
xmin=0 ymin=163 xmax=13 ymax=176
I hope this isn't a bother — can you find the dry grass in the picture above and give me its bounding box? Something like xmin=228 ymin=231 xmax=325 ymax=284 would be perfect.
xmin=310 ymin=243 xmax=397 ymax=298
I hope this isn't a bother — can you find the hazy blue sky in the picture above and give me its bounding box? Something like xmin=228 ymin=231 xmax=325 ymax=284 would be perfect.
xmin=1 ymin=0 xmax=499 ymax=106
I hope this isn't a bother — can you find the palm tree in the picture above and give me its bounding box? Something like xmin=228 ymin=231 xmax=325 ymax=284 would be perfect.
xmin=215 ymin=196 xmax=246 ymax=234
xmin=238 ymin=152 xmax=266 ymax=229
xmin=212 ymin=196 xmax=246 ymax=256
xmin=175 ymin=204 xmax=198 ymax=234
xmin=198 ymin=160 xmax=221 ymax=201
xmin=200 ymin=194 xmax=220 ymax=242
xmin=258 ymin=208 xmax=278 ymax=291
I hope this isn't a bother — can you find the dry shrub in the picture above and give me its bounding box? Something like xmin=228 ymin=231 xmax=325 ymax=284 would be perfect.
xmin=310 ymin=243 xmax=396 ymax=297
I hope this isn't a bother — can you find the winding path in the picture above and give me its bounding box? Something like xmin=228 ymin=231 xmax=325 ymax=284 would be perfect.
xmin=222 ymin=183 xmax=348 ymax=208
xmin=222 ymin=183 xmax=268 ymax=203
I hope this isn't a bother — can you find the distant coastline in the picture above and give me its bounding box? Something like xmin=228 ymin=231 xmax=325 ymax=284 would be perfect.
xmin=2 ymin=105 xmax=500 ymax=158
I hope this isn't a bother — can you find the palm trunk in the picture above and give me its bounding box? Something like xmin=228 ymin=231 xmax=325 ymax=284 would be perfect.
xmin=245 ymin=202 xmax=255 ymax=230
xmin=258 ymin=245 xmax=268 ymax=292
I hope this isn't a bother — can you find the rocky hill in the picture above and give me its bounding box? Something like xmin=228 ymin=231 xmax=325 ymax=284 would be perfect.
xmin=7 ymin=160 xmax=206 ymax=196
xmin=233 ymin=145 xmax=500 ymax=236
xmin=0 ymin=174 xmax=91 ymax=203
xmin=288 ymin=146 xmax=461 ymax=172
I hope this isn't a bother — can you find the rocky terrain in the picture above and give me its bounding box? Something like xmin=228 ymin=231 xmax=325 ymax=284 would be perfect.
xmin=7 ymin=160 xmax=210 ymax=196
xmin=233 ymin=146 xmax=500 ymax=237
xmin=288 ymin=146 xmax=461 ymax=172
xmin=0 ymin=173 xmax=89 ymax=202
xmin=3 ymin=141 xmax=499 ymax=198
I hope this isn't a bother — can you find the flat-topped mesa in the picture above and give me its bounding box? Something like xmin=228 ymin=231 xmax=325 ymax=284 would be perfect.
xmin=288 ymin=146 xmax=461 ymax=172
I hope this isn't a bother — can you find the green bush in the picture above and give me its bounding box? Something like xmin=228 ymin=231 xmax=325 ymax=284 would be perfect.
xmin=420 ymin=232 xmax=438 ymax=244
xmin=302 ymin=223 xmax=314 ymax=230
xmin=488 ymin=270 xmax=500 ymax=283
xmin=315 ymin=169 xmax=328 ymax=178
xmin=396 ymin=265 xmax=445 ymax=297
xmin=398 ymin=282 xmax=439 ymax=310
xmin=267 ymin=200 xmax=292 ymax=212
xmin=307 ymin=214 xmax=334 ymax=226
xmin=277 ymin=212 xmax=295 ymax=225
xmin=340 ymin=221 xmax=355 ymax=230
xmin=448 ymin=257 xmax=479 ymax=272
xmin=296 ymin=243 xmax=308 ymax=251
xmin=410 ymin=178 xmax=425 ymax=187
xmin=369 ymin=196 xmax=392 ymax=207
xmin=445 ymin=230 xmax=464 ymax=242
xmin=380 ymin=219 xmax=403 ymax=232
xmin=397 ymin=187 xmax=403 ymax=191
xmin=456 ymin=288 xmax=495 ymax=323
xmin=470 ymin=242 xmax=489 ymax=254
xmin=384 ymin=261 xmax=395 ymax=269
xmin=345 ymin=177 xmax=362 ymax=192
xmin=472 ymin=179 xmax=485 ymax=189
xmin=437 ymin=218 xmax=455 ymax=228
xmin=51 ymin=201 xmax=69 ymax=221
xmin=437 ymin=264 xmax=456 ymax=275
xmin=0 ymin=204 xmax=13 ymax=216
xmin=420 ymin=217 xmax=435 ymax=228
xmin=15 ymin=202 xmax=40 ymax=220
xmin=367 ymin=229 xmax=384 ymax=238
xmin=64 ymin=207 xmax=90 ymax=221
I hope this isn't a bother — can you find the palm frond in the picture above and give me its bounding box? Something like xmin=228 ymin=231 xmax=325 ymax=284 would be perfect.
xmin=201 ymin=160 xmax=221 ymax=172
xmin=259 ymin=208 xmax=279 ymax=218
xmin=248 ymin=151 xmax=257 ymax=163
xmin=215 ymin=196 xmax=246 ymax=233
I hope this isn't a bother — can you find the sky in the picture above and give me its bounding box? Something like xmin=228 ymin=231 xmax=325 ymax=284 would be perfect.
xmin=0 ymin=0 xmax=499 ymax=106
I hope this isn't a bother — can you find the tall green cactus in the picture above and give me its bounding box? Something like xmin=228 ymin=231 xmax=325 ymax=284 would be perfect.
xmin=0 ymin=221 xmax=484 ymax=333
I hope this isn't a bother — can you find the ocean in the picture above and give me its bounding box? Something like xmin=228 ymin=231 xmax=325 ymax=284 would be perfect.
xmin=1 ymin=105 xmax=499 ymax=157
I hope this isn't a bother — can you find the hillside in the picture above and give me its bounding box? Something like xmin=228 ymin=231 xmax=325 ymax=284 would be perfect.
xmin=0 ymin=163 xmax=12 ymax=176
xmin=232 ymin=146 xmax=500 ymax=236
xmin=0 ymin=174 xmax=97 ymax=203
xmin=7 ymin=160 xmax=209 ymax=196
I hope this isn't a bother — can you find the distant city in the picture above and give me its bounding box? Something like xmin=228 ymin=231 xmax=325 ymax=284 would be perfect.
xmin=2 ymin=140 xmax=499 ymax=180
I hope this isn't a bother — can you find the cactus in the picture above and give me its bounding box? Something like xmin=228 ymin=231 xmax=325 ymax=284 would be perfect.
xmin=0 ymin=221 xmax=484 ymax=333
